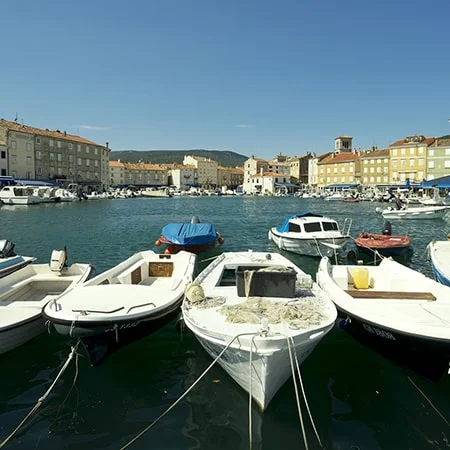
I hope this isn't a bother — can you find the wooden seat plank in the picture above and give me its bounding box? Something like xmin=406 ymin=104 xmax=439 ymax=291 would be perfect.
xmin=345 ymin=289 xmax=436 ymax=301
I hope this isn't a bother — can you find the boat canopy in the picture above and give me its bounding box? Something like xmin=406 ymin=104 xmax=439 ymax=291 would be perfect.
xmin=422 ymin=175 xmax=450 ymax=189
xmin=276 ymin=213 xmax=323 ymax=233
xmin=161 ymin=223 xmax=218 ymax=245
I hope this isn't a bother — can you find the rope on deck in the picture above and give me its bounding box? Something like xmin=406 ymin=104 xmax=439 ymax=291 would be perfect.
xmin=0 ymin=342 xmax=80 ymax=449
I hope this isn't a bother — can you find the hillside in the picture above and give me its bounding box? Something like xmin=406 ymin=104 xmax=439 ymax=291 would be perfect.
xmin=109 ymin=149 xmax=248 ymax=167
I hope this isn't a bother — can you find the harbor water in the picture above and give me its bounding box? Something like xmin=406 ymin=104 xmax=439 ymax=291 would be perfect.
xmin=1 ymin=197 xmax=449 ymax=450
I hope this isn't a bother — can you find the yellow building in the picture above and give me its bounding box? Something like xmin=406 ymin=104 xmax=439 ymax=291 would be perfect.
xmin=109 ymin=161 xmax=168 ymax=187
xmin=389 ymin=135 xmax=435 ymax=184
xmin=317 ymin=152 xmax=360 ymax=188
xmin=360 ymin=149 xmax=390 ymax=185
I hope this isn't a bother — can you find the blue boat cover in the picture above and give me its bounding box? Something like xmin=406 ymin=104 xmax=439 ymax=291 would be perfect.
xmin=276 ymin=213 xmax=323 ymax=233
xmin=0 ymin=256 xmax=26 ymax=272
xmin=162 ymin=223 xmax=218 ymax=246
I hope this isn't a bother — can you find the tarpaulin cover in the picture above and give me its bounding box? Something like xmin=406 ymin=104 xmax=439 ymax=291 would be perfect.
xmin=161 ymin=223 xmax=218 ymax=245
xmin=276 ymin=213 xmax=323 ymax=233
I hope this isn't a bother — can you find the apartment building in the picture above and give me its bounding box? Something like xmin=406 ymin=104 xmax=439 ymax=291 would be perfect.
xmin=166 ymin=164 xmax=197 ymax=189
xmin=217 ymin=166 xmax=244 ymax=189
xmin=318 ymin=152 xmax=360 ymax=187
xmin=360 ymin=148 xmax=390 ymax=185
xmin=183 ymin=155 xmax=218 ymax=188
xmin=0 ymin=119 xmax=110 ymax=191
xmin=289 ymin=153 xmax=314 ymax=185
xmin=426 ymin=136 xmax=450 ymax=180
xmin=389 ymin=134 xmax=435 ymax=184
xmin=0 ymin=126 xmax=7 ymax=176
xmin=109 ymin=160 xmax=168 ymax=187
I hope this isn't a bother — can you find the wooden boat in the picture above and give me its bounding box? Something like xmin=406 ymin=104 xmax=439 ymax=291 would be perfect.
xmin=156 ymin=216 xmax=224 ymax=255
xmin=43 ymin=250 xmax=196 ymax=365
xmin=0 ymin=249 xmax=92 ymax=355
xmin=427 ymin=239 xmax=450 ymax=286
xmin=0 ymin=240 xmax=35 ymax=279
xmin=355 ymin=222 xmax=411 ymax=258
xmin=268 ymin=212 xmax=352 ymax=257
xmin=182 ymin=251 xmax=337 ymax=410
xmin=316 ymin=257 xmax=450 ymax=381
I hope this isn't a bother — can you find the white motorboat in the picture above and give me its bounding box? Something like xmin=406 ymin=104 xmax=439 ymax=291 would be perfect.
xmin=0 ymin=249 xmax=92 ymax=356
xmin=182 ymin=251 xmax=337 ymax=410
xmin=420 ymin=188 xmax=446 ymax=206
xmin=324 ymin=192 xmax=344 ymax=201
xmin=141 ymin=187 xmax=172 ymax=198
xmin=427 ymin=239 xmax=450 ymax=286
xmin=0 ymin=185 xmax=41 ymax=205
xmin=376 ymin=204 xmax=450 ymax=220
xmin=268 ymin=213 xmax=352 ymax=257
xmin=0 ymin=240 xmax=35 ymax=279
xmin=43 ymin=250 xmax=196 ymax=365
xmin=316 ymin=257 xmax=450 ymax=381
xmin=55 ymin=188 xmax=77 ymax=202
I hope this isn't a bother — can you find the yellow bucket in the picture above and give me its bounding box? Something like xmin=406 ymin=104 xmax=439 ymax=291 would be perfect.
xmin=353 ymin=268 xmax=369 ymax=289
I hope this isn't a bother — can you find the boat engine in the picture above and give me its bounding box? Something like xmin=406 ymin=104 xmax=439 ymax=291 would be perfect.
xmin=382 ymin=221 xmax=392 ymax=236
xmin=50 ymin=247 xmax=67 ymax=272
xmin=0 ymin=240 xmax=16 ymax=258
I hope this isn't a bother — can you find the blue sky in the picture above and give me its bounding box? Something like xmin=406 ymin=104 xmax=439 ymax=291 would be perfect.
xmin=3 ymin=0 xmax=450 ymax=159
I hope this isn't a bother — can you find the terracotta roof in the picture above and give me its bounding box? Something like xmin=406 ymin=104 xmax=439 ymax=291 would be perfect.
xmin=109 ymin=161 xmax=125 ymax=168
xmin=166 ymin=164 xmax=196 ymax=169
xmin=360 ymin=148 xmax=390 ymax=159
xmin=0 ymin=119 xmax=105 ymax=147
xmin=251 ymin=172 xmax=283 ymax=177
xmin=319 ymin=152 xmax=360 ymax=164
xmin=389 ymin=136 xmax=436 ymax=147
xmin=126 ymin=163 xmax=166 ymax=171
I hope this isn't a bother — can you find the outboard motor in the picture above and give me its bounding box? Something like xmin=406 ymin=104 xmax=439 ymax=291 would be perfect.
xmin=382 ymin=221 xmax=392 ymax=236
xmin=50 ymin=247 xmax=67 ymax=272
xmin=0 ymin=240 xmax=16 ymax=258
xmin=191 ymin=215 xmax=201 ymax=224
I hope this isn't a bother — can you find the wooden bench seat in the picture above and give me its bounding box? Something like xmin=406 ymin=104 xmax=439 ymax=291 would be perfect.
xmin=345 ymin=289 xmax=436 ymax=301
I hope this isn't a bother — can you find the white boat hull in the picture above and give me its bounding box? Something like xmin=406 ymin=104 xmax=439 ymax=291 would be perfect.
xmin=188 ymin=322 xmax=330 ymax=410
xmin=0 ymin=315 xmax=44 ymax=355
xmin=380 ymin=206 xmax=450 ymax=220
xmin=269 ymin=229 xmax=347 ymax=257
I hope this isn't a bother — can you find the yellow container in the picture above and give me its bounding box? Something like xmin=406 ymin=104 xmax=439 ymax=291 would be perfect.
xmin=353 ymin=268 xmax=369 ymax=289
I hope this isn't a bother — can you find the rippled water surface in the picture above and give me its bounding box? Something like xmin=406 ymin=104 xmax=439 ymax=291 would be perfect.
xmin=1 ymin=197 xmax=449 ymax=450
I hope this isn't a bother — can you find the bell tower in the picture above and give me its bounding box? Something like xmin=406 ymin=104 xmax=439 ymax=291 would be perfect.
xmin=334 ymin=136 xmax=353 ymax=154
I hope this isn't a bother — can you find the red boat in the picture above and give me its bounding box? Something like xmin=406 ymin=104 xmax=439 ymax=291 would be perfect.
xmin=343 ymin=198 xmax=360 ymax=203
xmin=355 ymin=229 xmax=411 ymax=258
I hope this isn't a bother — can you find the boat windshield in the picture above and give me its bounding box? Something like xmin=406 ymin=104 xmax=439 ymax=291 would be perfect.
xmin=322 ymin=222 xmax=338 ymax=231
xmin=288 ymin=222 xmax=301 ymax=232
xmin=304 ymin=222 xmax=322 ymax=232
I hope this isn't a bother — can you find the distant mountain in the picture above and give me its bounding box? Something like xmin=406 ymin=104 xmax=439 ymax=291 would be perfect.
xmin=109 ymin=149 xmax=248 ymax=167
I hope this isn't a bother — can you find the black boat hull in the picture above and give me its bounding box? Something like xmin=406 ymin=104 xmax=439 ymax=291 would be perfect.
xmin=338 ymin=312 xmax=450 ymax=382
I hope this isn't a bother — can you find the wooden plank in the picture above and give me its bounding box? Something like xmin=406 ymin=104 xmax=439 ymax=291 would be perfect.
xmin=345 ymin=289 xmax=436 ymax=301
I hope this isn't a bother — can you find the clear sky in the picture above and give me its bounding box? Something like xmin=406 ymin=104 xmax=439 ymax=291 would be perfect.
xmin=3 ymin=0 xmax=450 ymax=159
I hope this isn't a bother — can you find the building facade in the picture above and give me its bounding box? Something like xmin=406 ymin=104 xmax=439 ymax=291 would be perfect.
xmin=318 ymin=152 xmax=360 ymax=188
xmin=426 ymin=137 xmax=450 ymax=180
xmin=389 ymin=135 xmax=435 ymax=184
xmin=183 ymin=155 xmax=218 ymax=188
xmin=0 ymin=126 xmax=8 ymax=176
xmin=109 ymin=161 xmax=168 ymax=187
xmin=0 ymin=119 xmax=110 ymax=191
xmin=217 ymin=166 xmax=244 ymax=189
xmin=360 ymin=148 xmax=390 ymax=185
xmin=166 ymin=164 xmax=197 ymax=189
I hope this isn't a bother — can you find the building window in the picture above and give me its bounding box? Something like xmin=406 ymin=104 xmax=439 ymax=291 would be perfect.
xmin=26 ymin=143 xmax=32 ymax=151
xmin=1 ymin=169 xmax=6 ymax=176
xmin=69 ymin=155 xmax=73 ymax=163
xmin=393 ymin=149 xmax=398 ymax=156
xmin=77 ymin=144 xmax=81 ymax=152
xmin=364 ymin=167 xmax=368 ymax=173
xmin=409 ymin=159 xmax=414 ymax=167
xmin=400 ymin=159 xmax=406 ymax=168
xmin=49 ymin=140 xmax=54 ymax=147
xmin=445 ymin=160 xmax=450 ymax=168
xmin=446 ymin=149 xmax=450 ymax=156
xmin=0 ymin=151 xmax=5 ymax=159
xmin=37 ymin=167 xmax=41 ymax=175
xmin=68 ymin=143 xmax=73 ymax=150
xmin=36 ymin=138 xmax=41 ymax=145
xmin=364 ymin=160 xmax=368 ymax=165
xmin=26 ymin=156 xmax=32 ymax=165
xmin=86 ymin=146 xmax=90 ymax=153
xmin=401 ymin=148 xmax=406 ymax=155
xmin=94 ymin=160 xmax=98 ymax=167
xmin=50 ymin=152 xmax=55 ymax=161
xmin=95 ymin=148 xmax=98 ymax=155
xmin=57 ymin=168 xmax=63 ymax=176
xmin=428 ymin=161 xmax=435 ymax=169
xmin=57 ymin=141 xmax=61 ymax=148
xmin=86 ymin=159 xmax=90 ymax=167
xmin=77 ymin=158 xmax=82 ymax=166
xmin=429 ymin=149 xmax=434 ymax=157
xmin=418 ymin=159 xmax=423 ymax=167
xmin=384 ymin=158 xmax=388 ymax=163
xmin=410 ymin=148 xmax=415 ymax=155
xmin=418 ymin=147 xmax=424 ymax=154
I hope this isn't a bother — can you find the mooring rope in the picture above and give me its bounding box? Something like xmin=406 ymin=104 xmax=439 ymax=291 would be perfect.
xmin=286 ymin=337 xmax=309 ymax=450
xmin=0 ymin=342 xmax=80 ymax=449
xmin=290 ymin=336 xmax=323 ymax=448
xmin=407 ymin=376 xmax=449 ymax=427
xmin=248 ymin=335 xmax=257 ymax=450
xmin=120 ymin=332 xmax=260 ymax=450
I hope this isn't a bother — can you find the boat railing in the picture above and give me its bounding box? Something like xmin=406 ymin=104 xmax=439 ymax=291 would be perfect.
xmin=342 ymin=218 xmax=353 ymax=236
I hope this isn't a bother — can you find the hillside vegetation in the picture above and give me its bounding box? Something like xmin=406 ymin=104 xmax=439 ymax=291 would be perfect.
xmin=109 ymin=149 xmax=248 ymax=167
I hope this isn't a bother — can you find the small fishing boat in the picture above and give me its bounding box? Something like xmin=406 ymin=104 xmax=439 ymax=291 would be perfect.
xmin=141 ymin=187 xmax=172 ymax=198
xmin=156 ymin=216 xmax=224 ymax=255
xmin=0 ymin=249 xmax=92 ymax=355
xmin=376 ymin=204 xmax=450 ymax=220
xmin=355 ymin=221 xmax=411 ymax=258
xmin=43 ymin=250 xmax=196 ymax=365
xmin=316 ymin=257 xmax=450 ymax=381
xmin=0 ymin=240 xmax=35 ymax=278
xmin=427 ymin=239 xmax=450 ymax=286
xmin=182 ymin=251 xmax=337 ymax=410
xmin=268 ymin=212 xmax=351 ymax=257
